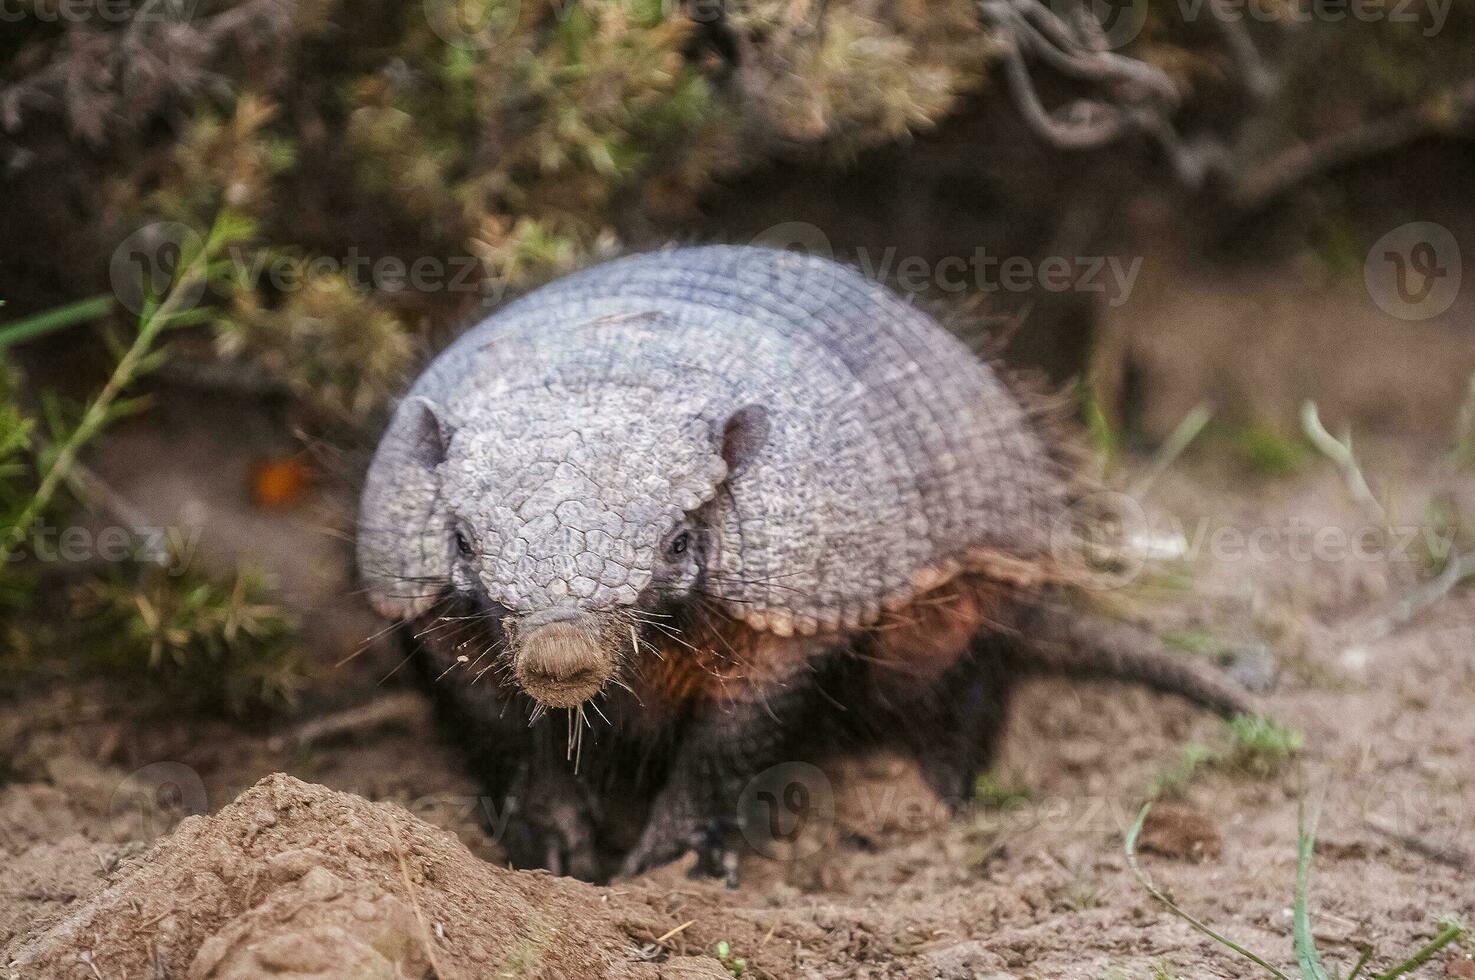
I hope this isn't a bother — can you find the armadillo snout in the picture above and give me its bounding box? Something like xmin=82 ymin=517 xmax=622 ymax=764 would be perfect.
xmin=512 ymin=612 xmax=616 ymax=708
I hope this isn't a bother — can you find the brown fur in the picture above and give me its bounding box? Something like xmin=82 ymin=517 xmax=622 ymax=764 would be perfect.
xmin=633 ymin=608 xmax=815 ymax=723
xmin=634 ymin=571 xmax=1021 ymax=720
xmin=869 ymin=573 xmax=1012 ymax=676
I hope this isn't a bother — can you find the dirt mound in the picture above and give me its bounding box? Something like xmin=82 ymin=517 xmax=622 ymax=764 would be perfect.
xmin=8 ymin=774 xmax=695 ymax=980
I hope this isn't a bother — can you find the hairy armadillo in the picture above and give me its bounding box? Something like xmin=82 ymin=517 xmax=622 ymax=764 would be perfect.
xmin=358 ymin=245 xmax=1251 ymax=882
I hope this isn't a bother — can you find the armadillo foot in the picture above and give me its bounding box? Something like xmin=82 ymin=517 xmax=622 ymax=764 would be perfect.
xmin=620 ymin=813 xmax=742 ymax=887
xmin=501 ymin=779 xmax=601 ymax=881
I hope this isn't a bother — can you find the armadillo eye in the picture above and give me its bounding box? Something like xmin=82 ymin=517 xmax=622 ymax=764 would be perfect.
xmin=667 ymin=531 xmax=691 ymax=557
xmin=454 ymin=529 xmax=474 ymax=559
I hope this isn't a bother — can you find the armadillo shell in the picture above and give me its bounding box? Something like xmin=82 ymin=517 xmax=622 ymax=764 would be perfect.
xmin=359 ymin=246 xmax=1065 ymax=636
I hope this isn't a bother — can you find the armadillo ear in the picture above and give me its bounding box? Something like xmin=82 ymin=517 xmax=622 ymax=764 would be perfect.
xmin=720 ymin=404 xmax=770 ymax=477
xmin=358 ymin=395 xmax=454 ymax=621
xmin=403 ymin=396 xmax=453 ymax=469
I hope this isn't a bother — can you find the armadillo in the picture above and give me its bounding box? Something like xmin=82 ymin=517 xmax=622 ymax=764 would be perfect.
xmin=358 ymin=245 xmax=1251 ymax=882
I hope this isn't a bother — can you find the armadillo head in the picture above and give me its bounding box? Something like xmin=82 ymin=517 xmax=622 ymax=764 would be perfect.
xmin=362 ymin=381 xmax=767 ymax=708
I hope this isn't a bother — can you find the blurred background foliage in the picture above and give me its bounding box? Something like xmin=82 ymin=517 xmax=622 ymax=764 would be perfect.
xmin=1 ymin=0 xmax=1473 ymax=714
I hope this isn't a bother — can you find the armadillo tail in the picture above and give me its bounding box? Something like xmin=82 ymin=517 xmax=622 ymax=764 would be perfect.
xmin=1006 ymin=602 xmax=1256 ymax=719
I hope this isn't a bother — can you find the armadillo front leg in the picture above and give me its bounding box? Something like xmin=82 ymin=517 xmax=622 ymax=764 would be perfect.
xmin=409 ymin=620 xmax=602 ymax=880
xmin=502 ymin=730 xmax=602 ymax=881
xmin=619 ymin=682 xmax=810 ymax=885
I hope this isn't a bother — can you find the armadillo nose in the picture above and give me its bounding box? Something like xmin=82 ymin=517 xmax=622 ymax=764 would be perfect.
xmin=513 ymin=613 xmax=614 ymax=708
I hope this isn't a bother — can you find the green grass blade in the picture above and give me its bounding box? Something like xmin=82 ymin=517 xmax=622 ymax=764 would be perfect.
xmin=1371 ymin=922 xmax=1467 ymax=980
xmin=1125 ymin=803 xmax=1295 ymax=980
xmin=1344 ymin=944 xmax=1374 ymax=980
xmin=1294 ymin=800 xmax=1329 ymax=980
xmin=1081 ymin=384 xmax=1119 ymax=463
xmin=1130 ymin=402 xmax=1213 ymax=499
xmin=0 ymin=295 xmax=113 ymax=350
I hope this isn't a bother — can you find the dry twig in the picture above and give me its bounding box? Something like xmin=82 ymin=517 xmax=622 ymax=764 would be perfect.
xmin=1365 ymin=814 xmax=1473 ymax=871
xmin=1351 ymin=547 xmax=1475 ymax=646
xmin=389 ymin=817 xmax=450 ymax=980
xmin=1301 ymin=402 xmax=1386 ymax=522
xmin=266 ymin=691 xmax=426 ymax=752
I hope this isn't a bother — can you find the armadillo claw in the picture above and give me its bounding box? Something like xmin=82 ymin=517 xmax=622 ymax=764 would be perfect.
xmin=618 ymin=820 xmax=695 ymax=879
xmin=620 ymin=814 xmax=742 ymax=887
xmin=501 ymin=791 xmax=601 ymax=881
xmin=688 ymin=822 xmax=742 ymax=889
